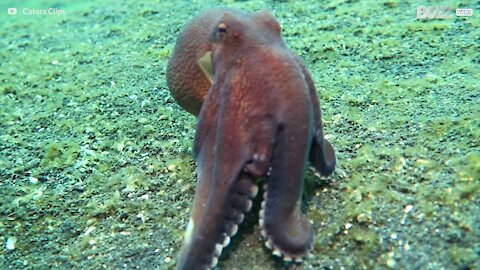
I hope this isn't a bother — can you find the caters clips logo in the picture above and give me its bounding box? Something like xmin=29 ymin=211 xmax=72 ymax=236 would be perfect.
xmin=7 ymin=7 xmax=66 ymax=15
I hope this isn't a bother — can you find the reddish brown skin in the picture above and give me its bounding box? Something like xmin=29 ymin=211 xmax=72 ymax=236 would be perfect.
xmin=167 ymin=8 xmax=239 ymax=115
xmin=168 ymin=8 xmax=336 ymax=270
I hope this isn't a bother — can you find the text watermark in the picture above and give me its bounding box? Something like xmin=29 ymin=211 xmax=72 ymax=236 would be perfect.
xmin=417 ymin=6 xmax=473 ymax=19
xmin=7 ymin=7 xmax=66 ymax=16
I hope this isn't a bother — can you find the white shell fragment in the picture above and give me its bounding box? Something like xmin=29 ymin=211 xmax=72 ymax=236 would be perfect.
xmin=6 ymin=237 xmax=16 ymax=250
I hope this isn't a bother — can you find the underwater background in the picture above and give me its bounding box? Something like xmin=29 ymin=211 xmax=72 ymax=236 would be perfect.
xmin=0 ymin=0 xmax=479 ymax=269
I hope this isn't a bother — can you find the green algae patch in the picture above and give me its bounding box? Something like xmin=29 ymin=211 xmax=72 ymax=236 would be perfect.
xmin=42 ymin=141 xmax=81 ymax=168
xmin=455 ymin=152 xmax=480 ymax=181
xmin=349 ymin=226 xmax=379 ymax=245
xmin=449 ymin=246 xmax=479 ymax=267
xmin=85 ymin=190 xmax=121 ymax=218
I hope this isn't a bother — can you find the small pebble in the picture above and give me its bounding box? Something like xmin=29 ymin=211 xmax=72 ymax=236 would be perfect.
xmin=356 ymin=212 xmax=372 ymax=223
xmin=6 ymin=237 xmax=16 ymax=250
xmin=84 ymin=226 xmax=95 ymax=236
xmin=164 ymin=256 xmax=172 ymax=263
xmin=385 ymin=252 xmax=396 ymax=268
xmin=29 ymin=177 xmax=39 ymax=184
xmin=136 ymin=212 xmax=147 ymax=222
xmin=386 ymin=257 xmax=396 ymax=268
xmin=351 ymin=189 xmax=362 ymax=203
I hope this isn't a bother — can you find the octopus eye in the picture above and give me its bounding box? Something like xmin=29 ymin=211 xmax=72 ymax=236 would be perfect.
xmin=217 ymin=23 xmax=227 ymax=33
xmin=213 ymin=23 xmax=228 ymax=42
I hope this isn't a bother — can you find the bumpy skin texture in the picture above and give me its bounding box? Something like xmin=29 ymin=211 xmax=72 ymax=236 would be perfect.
xmin=168 ymin=8 xmax=337 ymax=270
xmin=167 ymin=8 xmax=238 ymax=115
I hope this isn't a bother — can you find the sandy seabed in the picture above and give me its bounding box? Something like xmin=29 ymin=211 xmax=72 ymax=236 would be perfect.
xmin=0 ymin=0 xmax=479 ymax=269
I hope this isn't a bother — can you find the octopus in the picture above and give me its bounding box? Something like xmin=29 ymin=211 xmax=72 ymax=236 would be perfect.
xmin=166 ymin=8 xmax=336 ymax=270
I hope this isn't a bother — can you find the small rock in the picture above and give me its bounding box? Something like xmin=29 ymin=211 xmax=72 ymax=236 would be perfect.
xmin=404 ymin=205 xmax=414 ymax=213
xmin=29 ymin=177 xmax=39 ymax=184
xmin=6 ymin=237 xmax=16 ymax=250
xmin=350 ymin=189 xmax=362 ymax=203
xmin=357 ymin=212 xmax=373 ymax=223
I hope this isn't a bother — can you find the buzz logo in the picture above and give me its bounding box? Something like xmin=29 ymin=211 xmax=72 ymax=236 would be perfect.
xmin=416 ymin=6 xmax=453 ymax=19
